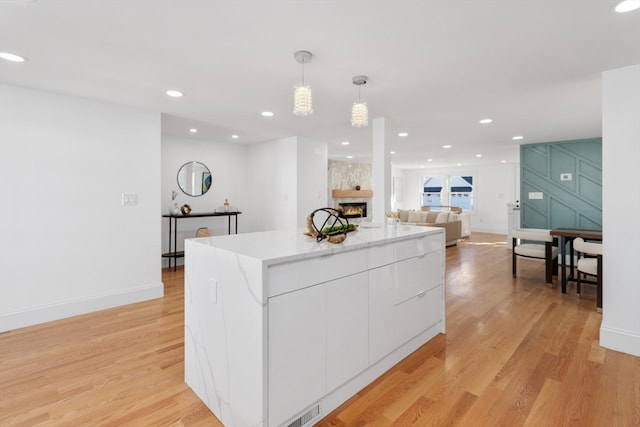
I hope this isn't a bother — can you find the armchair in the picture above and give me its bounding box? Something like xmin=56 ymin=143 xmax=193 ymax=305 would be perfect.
xmin=512 ymin=228 xmax=558 ymax=285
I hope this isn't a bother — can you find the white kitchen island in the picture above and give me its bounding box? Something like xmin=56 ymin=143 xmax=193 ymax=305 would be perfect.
xmin=184 ymin=224 xmax=445 ymax=427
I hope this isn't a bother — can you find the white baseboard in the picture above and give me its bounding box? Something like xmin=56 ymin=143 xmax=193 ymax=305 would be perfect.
xmin=0 ymin=283 xmax=164 ymax=333
xmin=600 ymin=324 xmax=640 ymax=357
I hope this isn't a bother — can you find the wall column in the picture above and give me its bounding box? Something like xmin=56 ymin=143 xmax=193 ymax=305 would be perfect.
xmin=372 ymin=117 xmax=392 ymax=223
xmin=601 ymin=64 xmax=640 ymax=356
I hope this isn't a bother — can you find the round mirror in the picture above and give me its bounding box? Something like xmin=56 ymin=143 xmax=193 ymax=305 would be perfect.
xmin=177 ymin=161 xmax=212 ymax=197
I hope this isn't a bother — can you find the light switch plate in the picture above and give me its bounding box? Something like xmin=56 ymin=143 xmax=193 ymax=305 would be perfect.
xmin=122 ymin=193 xmax=137 ymax=206
xmin=528 ymin=192 xmax=544 ymax=200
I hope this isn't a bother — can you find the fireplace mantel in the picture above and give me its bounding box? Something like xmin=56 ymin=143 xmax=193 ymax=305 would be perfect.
xmin=332 ymin=189 xmax=373 ymax=198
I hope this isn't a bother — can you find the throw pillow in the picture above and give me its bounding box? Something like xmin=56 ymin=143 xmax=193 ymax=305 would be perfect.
xmin=407 ymin=211 xmax=423 ymax=223
xmin=435 ymin=212 xmax=450 ymax=223
xmin=397 ymin=209 xmax=410 ymax=222
xmin=426 ymin=212 xmax=439 ymax=223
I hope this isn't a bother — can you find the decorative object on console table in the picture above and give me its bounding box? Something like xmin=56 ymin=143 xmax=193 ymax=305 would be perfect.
xmin=180 ymin=204 xmax=192 ymax=215
xmin=355 ymin=185 xmax=361 ymax=191
xmin=169 ymin=190 xmax=180 ymax=215
xmin=224 ymin=198 xmax=230 ymax=212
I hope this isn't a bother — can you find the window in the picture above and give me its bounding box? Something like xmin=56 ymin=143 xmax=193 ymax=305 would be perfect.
xmin=422 ymin=176 xmax=443 ymax=207
xmin=421 ymin=175 xmax=474 ymax=212
xmin=449 ymin=175 xmax=473 ymax=211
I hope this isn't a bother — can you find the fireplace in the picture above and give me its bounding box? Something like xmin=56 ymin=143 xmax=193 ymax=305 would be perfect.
xmin=338 ymin=202 xmax=367 ymax=219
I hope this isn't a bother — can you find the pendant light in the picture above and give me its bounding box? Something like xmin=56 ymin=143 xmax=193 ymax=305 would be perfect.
xmin=351 ymin=75 xmax=368 ymax=127
xmin=293 ymin=51 xmax=313 ymax=116
xmin=614 ymin=0 xmax=640 ymax=12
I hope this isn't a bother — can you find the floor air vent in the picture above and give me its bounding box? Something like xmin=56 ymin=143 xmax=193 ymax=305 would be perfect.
xmin=285 ymin=404 xmax=321 ymax=427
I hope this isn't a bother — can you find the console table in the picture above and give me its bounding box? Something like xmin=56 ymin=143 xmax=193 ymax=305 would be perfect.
xmin=162 ymin=211 xmax=242 ymax=270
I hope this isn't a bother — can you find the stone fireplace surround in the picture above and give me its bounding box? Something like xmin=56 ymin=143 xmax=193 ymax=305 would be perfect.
xmin=328 ymin=160 xmax=372 ymax=220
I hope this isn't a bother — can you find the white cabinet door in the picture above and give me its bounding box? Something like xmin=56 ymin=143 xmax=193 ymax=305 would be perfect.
xmin=268 ymin=284 xmax=326 ymax=427
xmin=326 ymin=272 xmax=369 ymax=392
xmin=369 ymin=254 xmax=444 ymax=363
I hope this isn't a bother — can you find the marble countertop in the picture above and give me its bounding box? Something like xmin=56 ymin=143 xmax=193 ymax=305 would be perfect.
xmin=190 ymin=224 xmax=443 ymax=266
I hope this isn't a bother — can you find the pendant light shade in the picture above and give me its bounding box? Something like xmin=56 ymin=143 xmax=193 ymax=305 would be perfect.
xmin=615 ymin=0 xmax=640 ymax=12
xmin=351 ymin=75 xmax=368 ymax=127
xmin=294 ymin=85 xmax=312 ymax=116
xmin=351 ymin=102 xmax=368 ymax=127
xmin=293 ymin=51 xmax=313 ymax=116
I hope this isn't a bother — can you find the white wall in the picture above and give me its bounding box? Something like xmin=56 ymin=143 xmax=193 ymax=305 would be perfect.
xmin=399 ymin=163 xmax=518 ymax=234
xmin=601 ymin=64 xmax=640 ymax=356
xmin=391 ymin=166 xmax=404 ymax=212
xmin=296 ymin=138 xmax=328 ymax=228
xmin=246 ymin=137 xmax=298 ymax=232
xmin=161 ymin=135 xmax=328 ymax=264
xmin=0 ymin=84 xmax=163 ymax=332
xmin=161 ymin=135 xmax=250 ymax=266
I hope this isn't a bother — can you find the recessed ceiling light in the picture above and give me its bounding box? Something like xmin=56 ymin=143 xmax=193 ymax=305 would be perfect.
xmin=512 ymin=135 xmax=524 ymax=140
xmin=0 ymin=52 xmax=26 ymax=62
xmin=501 ymin=160 xmax=507 ymax=163
xmin=443 ymin=145 xmax=452 ymax=149
xmin=261 ymin=111 xmax=274 ymax=117
xmin=427 ymin=158 xmax=433 ymax=162
xmin=390 ymin=151 xmax=396 ymax=154
xmin=341 ymin=141 xmax=350 ymax=145
xmin=189 ymin=128 xmax=198 ymax=133
xmin=476 ymin=154 xmax=482 ymax=158
xmin=615 ymin=0 xmax=640 ymax=12
xmin=420 ymin=165 xmax=425 ymax=168
xmin=232 ymin=134 xmax=239 ymax=139
xmin=398 ymin=132 xmax=409 ymax=137
xmin=347 ymin=155 xmax=353 ymax=159
xmin=457 ymin=163 xmax=462 ymax=166
xmin=479 ymin=118 xmax=493 ymax=124
xmin=166 ymin=90 xmax=183 ymax=97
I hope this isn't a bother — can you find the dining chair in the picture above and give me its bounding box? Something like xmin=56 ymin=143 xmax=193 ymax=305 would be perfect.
xmin=512 ymin=228 xmax=558 ymax=285
xmin=573 ymin=237 xmax=603 ymax=312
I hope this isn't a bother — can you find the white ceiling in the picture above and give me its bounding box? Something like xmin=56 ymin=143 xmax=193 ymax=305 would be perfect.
xmin=1 ymin=0 xmax=639 ymax=169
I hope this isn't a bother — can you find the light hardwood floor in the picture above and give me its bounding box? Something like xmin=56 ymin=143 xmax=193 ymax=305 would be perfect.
xmin=1 ymin=233 xmax=638 ymax=426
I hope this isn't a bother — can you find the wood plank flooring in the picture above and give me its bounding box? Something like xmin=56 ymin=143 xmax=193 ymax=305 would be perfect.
xmin=1 ymin=233 xmax=638 ymax=426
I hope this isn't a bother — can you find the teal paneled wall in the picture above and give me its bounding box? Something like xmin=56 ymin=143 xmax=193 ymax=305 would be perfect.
xmin=521 ymin=137 xmax=602 ymax=229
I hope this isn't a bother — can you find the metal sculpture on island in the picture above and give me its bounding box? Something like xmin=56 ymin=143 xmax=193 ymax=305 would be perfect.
xmin=305 ymin=207 xmax=357 ymax=244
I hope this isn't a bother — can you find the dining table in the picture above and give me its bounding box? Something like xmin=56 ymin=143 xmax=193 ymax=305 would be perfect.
xmin=550 ymin=227 xmax=603 ymax=294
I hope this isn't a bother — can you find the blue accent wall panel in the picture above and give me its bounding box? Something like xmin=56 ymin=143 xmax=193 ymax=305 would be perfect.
xmin=520 ymin=137 xmax=602 ymax=230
